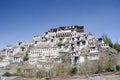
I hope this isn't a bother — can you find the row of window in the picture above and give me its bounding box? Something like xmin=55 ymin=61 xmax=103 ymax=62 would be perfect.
xmin=30 ymin=52 xmax=43 ymax=55
xmin=30 ymin=48 xmax=58 ymax=53
xmin=37 ymin=64 xmax=51 ymax=68
xmin=89 ymin=49 xmax=98 ymax=52
xmin=101 ymin=44 xmax=108 ymax=47
xmin=56 ymin=33 xmax=71 ymax=37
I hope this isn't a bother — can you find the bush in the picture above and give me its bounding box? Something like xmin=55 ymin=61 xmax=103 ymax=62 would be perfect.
xmin=23 ymin=53 xmax=29 ymax=61
xmin=36 ymin=69 xmax=46 ymax=78
xmin=116 ymin=65 xmax=120 ymax=71
xmin=10 ymin=73 xmax=18 ymax=76
xmin=68 ymin=67 xmax=77 ymax=76
xmin=102 ymin=34 xmax=113 ymax=47
xmin=114 ymin=43 xmax=120 ymax=52
xmin=106 ymin=67 xmax=114 ymax=72
xmin=3 ymin=72 xmax=13 ymax=77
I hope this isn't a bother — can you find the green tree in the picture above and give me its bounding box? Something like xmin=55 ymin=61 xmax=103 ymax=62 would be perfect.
xmin=102 ymin=34 xmax=113 ymax=47
xmin=23 ymin=53 xmax=29 ymax=61
xmin=114 ymin=42 xmax=120 ymax=52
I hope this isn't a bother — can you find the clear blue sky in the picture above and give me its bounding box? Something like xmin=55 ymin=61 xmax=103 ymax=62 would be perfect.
xmin=0 ymin=0 xmax=120 ymax=48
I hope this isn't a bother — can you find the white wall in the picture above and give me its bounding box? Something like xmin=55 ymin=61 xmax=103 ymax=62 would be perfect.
xmin=0 ymin=61 xmax=10 ymax=67
xmin=79 ymin=56 xmax=85 ymax=63
xmin=87 ymin=54 xmax=99 ymax=60
xmin=12 ymin=57 xmax=22 ymax=62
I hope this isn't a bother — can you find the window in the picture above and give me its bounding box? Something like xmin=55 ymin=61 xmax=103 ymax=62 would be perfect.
xmin=60 ymin=38 xmax=62 ymax=41
xmin=35 ymin=41 xmax=38 ymax=44
xmin=51 ymin=39 xmax=53 ymax=42
xmin=72 ymin=38 xmax=74 ymax=41
xmin=77 ymin=42 xmax=80 ymax=46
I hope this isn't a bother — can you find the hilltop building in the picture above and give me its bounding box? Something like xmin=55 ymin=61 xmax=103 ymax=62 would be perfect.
xmin=0 ymin=25 xmax=109 ymax=69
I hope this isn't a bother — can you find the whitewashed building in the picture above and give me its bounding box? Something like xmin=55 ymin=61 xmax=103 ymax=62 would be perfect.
xmin=12 ymin=53 xmax=23 ymax=63
xmin=28 ymin=47 xmax=60 ymax=64
xmin=0 ymin=56 xmax=10 ymax=68
xmin=0 ymin=25 xmax=110 ymax=67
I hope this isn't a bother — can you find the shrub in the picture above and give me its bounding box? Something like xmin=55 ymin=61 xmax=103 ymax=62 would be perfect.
xmin=102 ymin=34 xmax=113 ymax=48
xmin=116 ymin=65 xmax=120 ymax=71
xmin=36 ymin=69 xmax=46 ymax=78
xmin=68 ymin=67 xmax=77 ymax=76
xmin=23 ymin=53 xmax=29 ymax=61
xmin=12 ymin=73 xmax=18 ymax=76
xmin=114 ymin=43 xmax=120 ymax=52
xmin=106 ymin=67 xmax=114 ymax=72
xmin=3 ymin=72 xmax=12 ymax=77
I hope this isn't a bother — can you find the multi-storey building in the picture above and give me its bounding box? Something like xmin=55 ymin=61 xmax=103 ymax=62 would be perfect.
xmin=28 ymin=25 xmax=109 ymax=65
xmin=0 ymin=25 xmax=109 ymax=68
xmin=28 ymin=47 xmax=60 ymax=65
